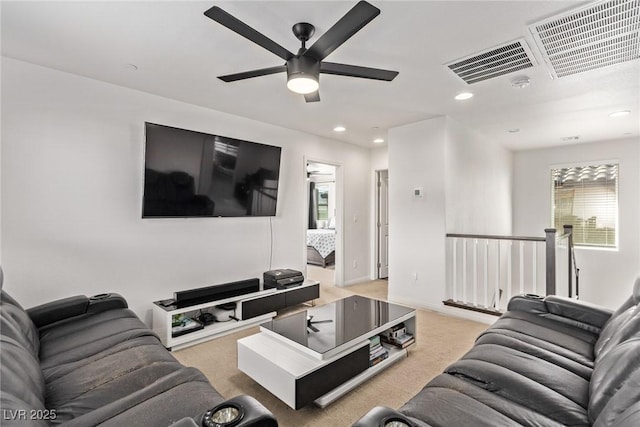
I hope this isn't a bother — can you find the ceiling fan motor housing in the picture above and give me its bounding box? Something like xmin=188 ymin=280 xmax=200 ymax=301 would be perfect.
xmin=287 ymin=56 xmax=320 ymax=78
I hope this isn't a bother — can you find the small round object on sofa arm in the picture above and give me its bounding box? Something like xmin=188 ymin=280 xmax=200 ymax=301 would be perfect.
xmin=200 ymin=395 xmax=277 ymax=427
xmin=352 ymin=406 xmax=432 ymax=427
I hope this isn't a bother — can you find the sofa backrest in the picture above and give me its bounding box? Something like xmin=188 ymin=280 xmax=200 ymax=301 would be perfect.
xmin=589 ymin=278 xmax=640 ymax=426
xmin=595 ymin=277 xmax=640 ymax=358
xmin=0 ymin=269 xmax=48 ymax=418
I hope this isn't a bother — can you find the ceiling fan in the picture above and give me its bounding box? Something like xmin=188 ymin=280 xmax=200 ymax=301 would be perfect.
xmin=204 ymin=1 xmax=399 ymax=102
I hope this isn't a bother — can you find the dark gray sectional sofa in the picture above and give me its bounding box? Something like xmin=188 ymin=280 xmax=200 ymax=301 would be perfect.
xmin=0 ymin=269 xmax=277 ymax=427
xmin=354 ymin=279 xmax=640 ymax=427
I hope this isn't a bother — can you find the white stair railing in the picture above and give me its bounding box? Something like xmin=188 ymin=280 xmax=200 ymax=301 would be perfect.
xmin=445 ymin=227 xmax=574 ymax=315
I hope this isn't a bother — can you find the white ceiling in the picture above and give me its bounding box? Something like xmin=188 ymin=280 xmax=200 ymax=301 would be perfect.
xmin=2 ymin=1 xmax=638 ymax=150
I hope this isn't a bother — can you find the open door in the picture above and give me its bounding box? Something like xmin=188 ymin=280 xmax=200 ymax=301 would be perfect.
xmin=305 ymin=161 xmax=342 ymax=286
xmin=377 ymin=170 xmax=389 ymax=279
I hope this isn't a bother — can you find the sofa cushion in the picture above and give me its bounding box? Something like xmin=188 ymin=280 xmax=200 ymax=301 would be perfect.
xmin=484 ymin=310 xmax=597 ymax=367
xmin=400 ymin=374 xmax=566 ymax=427
xmin=589 ymin=310 xmax=640 ymax=426
xmin=458 ymin=343 xmax=590 ymax=409
xmin=57 ymin=367 xmax=224 ymax=427
xmin=595 ymin=304 xmax=640 ymax=360
xmin=38 ymin=308 xmax=156 ymax=369
xmin=1 ymin=291 xmax=40 ymax=357
xmin=45 ymin=340 xmax=184 ymax=414
xmin=0 ymin=335 xmax=47 ymax=422
xmin=444 ymin=358 xmax=589 ymax=425
xmin=475 ymin=332 xmax=592 ymax=380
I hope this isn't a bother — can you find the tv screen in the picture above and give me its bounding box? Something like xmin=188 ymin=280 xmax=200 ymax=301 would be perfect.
xmin=143 ymin=122 xmax=281 ymax=218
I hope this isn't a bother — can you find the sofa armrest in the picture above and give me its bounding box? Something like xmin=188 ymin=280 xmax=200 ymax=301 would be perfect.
xmin=352 ymin=406 xmax=432 ymax=427
xmin=87 ymin=293 xmax=128 ymax=313
xmin=507 ymin=293 xmax=613 ymax=334
xmin=506 ymin=294 xmax=548 ymax=314
xmin=544 ymin=296 xmax=612 ymax=329
xmin=27 ymin=293 xmax=128 ymax=328
xmin=27 ymin=295 xmax=89 ymax=328
xmin=200 ymin=395 xmax=277 ymax=427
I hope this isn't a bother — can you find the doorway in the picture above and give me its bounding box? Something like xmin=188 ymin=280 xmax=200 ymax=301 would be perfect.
xmin=305 ymin=160 xmax=342 ymax=287
xmin=376 ymin=170 xmax=389 ymax=279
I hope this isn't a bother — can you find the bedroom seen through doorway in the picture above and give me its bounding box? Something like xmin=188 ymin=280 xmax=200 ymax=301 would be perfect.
xmin=305 ymin=161 xmax=339 ymax=287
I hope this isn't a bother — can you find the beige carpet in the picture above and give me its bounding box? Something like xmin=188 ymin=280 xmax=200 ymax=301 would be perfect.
xmin=174 ymin=268 xmax=488 ymax=427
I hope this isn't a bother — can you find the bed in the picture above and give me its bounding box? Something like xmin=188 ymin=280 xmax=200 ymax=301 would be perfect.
xmin=306 ymin=229 xmax=336 ymax=267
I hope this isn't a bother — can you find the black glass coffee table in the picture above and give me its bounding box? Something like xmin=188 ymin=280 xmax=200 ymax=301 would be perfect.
xmin=237 ymin=295 xmax=416 ymax=409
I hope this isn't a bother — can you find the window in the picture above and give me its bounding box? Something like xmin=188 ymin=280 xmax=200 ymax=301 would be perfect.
xmin=316 ymin=184 xmax=330 ymax=221
xmin=551 ymin=163 xmax=618 ymax=248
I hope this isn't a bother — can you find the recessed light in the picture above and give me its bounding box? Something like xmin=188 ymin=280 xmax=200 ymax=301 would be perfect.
xmin=333 ymin=126 xmax=346 ymax=132
xmin=508 ymin=128 xmax=520 ymax=133
xmin=373 ymin=138 xmax=385 ymax=144
xmin=561 ymin=136 xmax=580 ymax=141
xmin=454 ymin=92 xmax=474 ymax=101
xmin=124 ymin=63 xmax=138 ymax=71
xmin=609 ymin=110 xmax=630 ymax=118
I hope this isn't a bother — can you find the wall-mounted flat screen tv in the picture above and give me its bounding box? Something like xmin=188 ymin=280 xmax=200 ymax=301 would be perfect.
xmin=143 ymin=122 xmax=281 ymax=218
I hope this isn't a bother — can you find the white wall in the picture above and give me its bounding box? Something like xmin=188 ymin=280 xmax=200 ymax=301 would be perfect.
xmin=513 ymin=138 xmax=640 ymax=309
xmin=370 ymin=146 xmax=388 ymax=171
xmin=388 ymin=117 xmax=448 ymax=308
xmin=445 ymin=118 xmax=513 ymax=235
xmin=1 ymin=58 xmax=372 ymax=323
xmin=387 ymin=116 xmax=513 ymax=323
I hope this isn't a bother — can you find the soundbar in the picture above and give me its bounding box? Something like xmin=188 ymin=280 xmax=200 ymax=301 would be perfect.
xmin=174 ymin=278 xmax=260 ymax=308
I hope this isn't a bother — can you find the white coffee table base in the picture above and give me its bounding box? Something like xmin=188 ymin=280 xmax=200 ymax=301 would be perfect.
xmin=237 ymin=310 xmax=415 ymax=409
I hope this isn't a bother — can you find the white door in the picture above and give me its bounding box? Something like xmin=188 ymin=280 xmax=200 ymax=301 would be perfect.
xmin=377 ymin=170 xmax=389 ymax=278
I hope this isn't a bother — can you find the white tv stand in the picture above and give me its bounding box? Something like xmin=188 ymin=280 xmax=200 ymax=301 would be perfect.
xmin=152 ymin=280 xmax=319 ymax=351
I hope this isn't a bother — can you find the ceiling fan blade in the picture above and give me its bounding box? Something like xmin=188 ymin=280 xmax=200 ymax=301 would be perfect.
xmin=321 ymin=62 xmax=398 ymax=81
xmin=305 ymin=1 xmax=380 ymax=61
xmin=204 ymin=6 xmax=294 ymax=61
xmin=218 ymin=65 xmax=287 ymax=82
xmin=308 ymin=325 xmax=320 ymax=333
xmin=304 ymin=91 xmax=321 ymax=103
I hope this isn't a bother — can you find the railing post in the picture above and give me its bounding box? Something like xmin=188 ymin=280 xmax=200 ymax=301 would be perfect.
xmin=563 ymin=224 xmax=574 ymax=298
xmin=545 ymin=228 xmax=556 ymax=295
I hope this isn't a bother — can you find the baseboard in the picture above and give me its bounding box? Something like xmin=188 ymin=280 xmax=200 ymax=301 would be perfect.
xmin=387 ymin=295 xmax=498 ymax=325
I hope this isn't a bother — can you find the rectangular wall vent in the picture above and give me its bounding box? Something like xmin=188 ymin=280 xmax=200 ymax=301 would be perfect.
xmin=445 ymin=39 xmax=536 ymax=84
xmin=529 ymin=0 xmax=640 ymax=78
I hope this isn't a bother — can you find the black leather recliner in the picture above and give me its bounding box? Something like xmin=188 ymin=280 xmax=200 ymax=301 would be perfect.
xmin=353 ymin=278 xmax=640 ymax=427
xmin=0 ymin=268 xmax=276 ymax=427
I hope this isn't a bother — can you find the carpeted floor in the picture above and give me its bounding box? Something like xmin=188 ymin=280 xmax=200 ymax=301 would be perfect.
xmin=174 ymin=267 xmax=488 ymax=427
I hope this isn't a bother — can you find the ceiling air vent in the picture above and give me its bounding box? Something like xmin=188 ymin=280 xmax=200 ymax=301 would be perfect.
xmin=529 ymin=0 xmax=640 ymax=79
xmin=445 ymin=39 xmax=537 ymax=84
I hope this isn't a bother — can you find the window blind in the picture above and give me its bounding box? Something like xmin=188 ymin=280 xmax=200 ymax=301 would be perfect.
xmin=551 ymin=164 xmax=618 ymax=248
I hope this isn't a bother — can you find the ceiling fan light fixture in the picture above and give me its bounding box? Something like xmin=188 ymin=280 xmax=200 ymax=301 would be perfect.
xmin=287 ymin=75 xmax=319 ymax=94
xmin=286 ymin=56 xmax=320 ymax=94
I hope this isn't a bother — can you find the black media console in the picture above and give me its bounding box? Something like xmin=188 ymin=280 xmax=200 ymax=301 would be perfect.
xmin=152 ymin=280 xmax=320 ymax=350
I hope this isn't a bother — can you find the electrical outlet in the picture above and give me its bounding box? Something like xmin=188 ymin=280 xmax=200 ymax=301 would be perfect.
xmin=413 ymin=272 xmax=418 ymax=281
xmin=353 ymin=260 xmax=358 ymax=269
